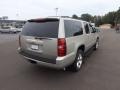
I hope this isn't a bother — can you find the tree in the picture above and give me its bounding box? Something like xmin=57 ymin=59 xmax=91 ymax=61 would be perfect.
xmin=94 ymin=16 xmax=102 ymax=26
xmin=80 ymin=14 xmax=93 ymax=22
xmin=71 ymin=7 xmax=120 ymax=27
xmin=102 ymin=11 xmax=116 ymax=26
xmin=115 ymin=7 xmax=120 ymax=24
xmin=72 ymin=14 xmax=79 ymax=19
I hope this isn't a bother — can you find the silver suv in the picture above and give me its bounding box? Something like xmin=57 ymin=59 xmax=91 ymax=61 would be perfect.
xmin=18 ymin=17 xmax=99 ymax=72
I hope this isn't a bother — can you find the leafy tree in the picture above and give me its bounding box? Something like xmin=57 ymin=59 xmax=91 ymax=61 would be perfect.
xmin=102 ymin=11 xmax=116 ymax=26
xmin=94 ymin=16 xmax=103 ymax=26
xmin=115 ymin=7 xmax=120 ymax=24
xmin=71 ymin=7 xmax=120 ymax=27
xmin=80 ymin=14 xmax=93 ymax=22
xmin=72 ymin=14 xmax=79 ymax=19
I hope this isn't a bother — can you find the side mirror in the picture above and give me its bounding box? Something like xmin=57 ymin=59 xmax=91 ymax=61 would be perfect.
xmin=92 ymin=30 xmax=96 ymax=33
xmin=93 ymin=30 xmax=96 ymax=33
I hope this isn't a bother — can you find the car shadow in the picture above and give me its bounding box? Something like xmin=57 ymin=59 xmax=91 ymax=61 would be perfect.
xmin=20 ymin=48 xmax=97 ymax=81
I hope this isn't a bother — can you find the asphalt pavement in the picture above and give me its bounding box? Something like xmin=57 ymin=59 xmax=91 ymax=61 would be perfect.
xmin=0 ymin=29 xmax=120 ymax=90
xmin=0 ymin=33 xmax=19 ymax=44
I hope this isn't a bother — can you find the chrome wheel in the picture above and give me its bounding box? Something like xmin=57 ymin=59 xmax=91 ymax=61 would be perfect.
xmin=66 ymin=50 xmax=84 ymax=72
xmin=76 ymin=53 xmax=83 ymax=69
xmin=94 ymin=39 xmax=99 ymax=50
xmin=96 ymin=41 xmax=99 ymax=49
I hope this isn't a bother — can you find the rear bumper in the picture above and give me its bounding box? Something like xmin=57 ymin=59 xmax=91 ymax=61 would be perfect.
xmin=18 ymin=47 xmax=75 ymax=69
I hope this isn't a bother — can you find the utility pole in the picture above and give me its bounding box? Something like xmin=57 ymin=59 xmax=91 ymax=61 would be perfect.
xmin=16 ymin=13 xmax=19 ymax=20
xmin=55 ymin=8 xmax=58 ymax=16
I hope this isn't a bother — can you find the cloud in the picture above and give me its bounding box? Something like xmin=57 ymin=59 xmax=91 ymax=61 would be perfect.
xmin=0 ymin=0 xmax=119 ymax=20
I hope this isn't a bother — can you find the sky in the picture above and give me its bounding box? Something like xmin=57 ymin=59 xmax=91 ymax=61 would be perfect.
xmin=0 ymin=0 xmax=120 ymax=20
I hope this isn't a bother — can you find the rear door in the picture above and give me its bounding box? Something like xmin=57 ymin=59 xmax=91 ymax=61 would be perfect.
xmin=21 ymin=18 xmax=59 ymax=61
xmin=64 ymin=20 xmax=84 ymax=55
xmin=89 ymin=24 xmax=97 ymax=45
xmin=83 ymin=22 xmax=93 ymax=51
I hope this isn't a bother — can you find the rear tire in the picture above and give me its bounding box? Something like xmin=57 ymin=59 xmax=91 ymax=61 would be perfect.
xmin=67 ymin=50 xmax=84 ymax=72
xmin=94 ymin=39 xmax=99 ymax=50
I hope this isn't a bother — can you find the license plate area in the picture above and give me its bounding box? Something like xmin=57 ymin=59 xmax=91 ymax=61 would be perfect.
xmin=31 ymin=44 xmax=39 ymax=50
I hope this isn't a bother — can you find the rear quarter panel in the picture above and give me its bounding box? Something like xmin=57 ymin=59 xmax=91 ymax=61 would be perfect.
xmin=66 ymin=35 xmax=86 ymax=57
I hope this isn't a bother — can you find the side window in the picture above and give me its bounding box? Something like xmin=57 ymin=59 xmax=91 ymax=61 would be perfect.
xmin=84 ymin=23 xmax=90 ymax=34
xmin=64 ymin=20 xmax=83 ymax=37
xmin=89 ymin=24 xmax=96 ymax=33
xmin=73 ymin=21 xmax=83 ymax=36
xmin=64 ymin=20 xmax=73 ymax=37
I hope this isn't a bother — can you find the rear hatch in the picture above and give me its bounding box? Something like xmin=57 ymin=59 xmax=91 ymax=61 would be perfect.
xmin=20 ymin=18 xmax=59 ymax=63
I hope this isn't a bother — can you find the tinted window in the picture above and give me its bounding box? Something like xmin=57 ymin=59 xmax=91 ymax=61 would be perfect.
xmin=21 ymin=20 xmax=59 ymax=38
xmin=89 ymin=24 xmax=96 ymax=33
xmin=64 ymin=20 xmax=83 ymax=37
xmin=84 ymin=23 xmax=90 ymax=34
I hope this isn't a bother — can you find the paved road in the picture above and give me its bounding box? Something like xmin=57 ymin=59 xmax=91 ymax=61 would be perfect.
xmin=0 ymin=33 xmax=19 ymax=44
xmin=0 ymin=29 xmax=120 ymax=90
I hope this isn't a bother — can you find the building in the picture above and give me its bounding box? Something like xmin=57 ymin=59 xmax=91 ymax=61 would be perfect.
xmin=0 ymin=20 xmax=26 ymax=28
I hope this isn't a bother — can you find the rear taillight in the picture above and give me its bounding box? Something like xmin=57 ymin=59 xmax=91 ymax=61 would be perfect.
xmin=58 ymin=38 xmax=66 ymax=57
xmin=19 ymin=35 xmax=21 ymax=47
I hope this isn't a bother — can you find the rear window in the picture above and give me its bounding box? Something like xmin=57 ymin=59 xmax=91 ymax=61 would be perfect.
xmin=21 ymin=19 xmax=59 ymax=38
